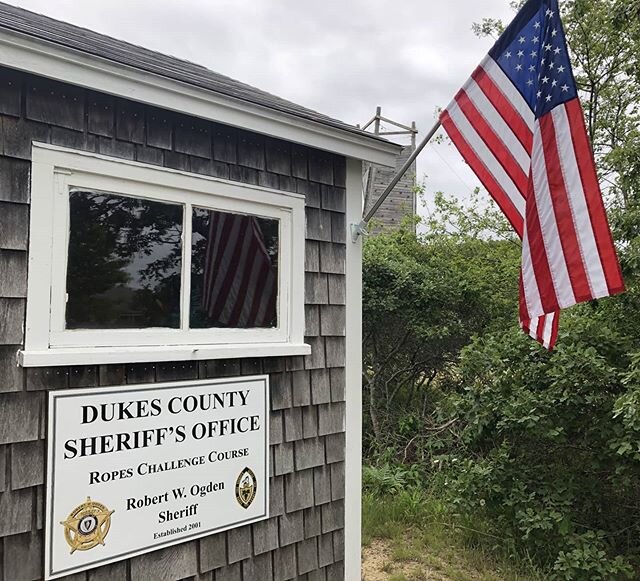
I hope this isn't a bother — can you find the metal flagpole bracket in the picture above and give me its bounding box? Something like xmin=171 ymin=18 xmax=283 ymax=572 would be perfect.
xmin=350 ymin=119 xmax=442 ymax=242
xmin=350 ymin=220 xmax=368 ymax=243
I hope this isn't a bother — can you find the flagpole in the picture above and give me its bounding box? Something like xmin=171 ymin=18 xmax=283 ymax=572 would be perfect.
xmin=351 ymin=118 xmax=442 ymax=242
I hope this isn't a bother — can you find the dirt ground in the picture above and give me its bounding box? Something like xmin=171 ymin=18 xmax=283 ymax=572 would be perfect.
xmin=362 ymin=539 xmax=452 ymax=581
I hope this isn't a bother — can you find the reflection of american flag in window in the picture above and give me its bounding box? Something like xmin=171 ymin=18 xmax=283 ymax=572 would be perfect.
xmin=202 ymin=211 xmax=277 ymax=328
xmin=440 ymin=0 xmax=624 ymax=349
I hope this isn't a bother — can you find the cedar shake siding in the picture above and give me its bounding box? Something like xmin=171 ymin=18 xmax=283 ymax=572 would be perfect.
xmin=0 ymin=67 xmax=346 ymax=581
xmin=364 ymin=144 xmax=417 ymax=230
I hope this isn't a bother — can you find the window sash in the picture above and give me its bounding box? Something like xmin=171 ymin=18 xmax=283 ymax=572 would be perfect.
xmin=24 ymin=144 xmax=305 ymax=358
xmin=50 ymin=173 xmax=292 ymax=347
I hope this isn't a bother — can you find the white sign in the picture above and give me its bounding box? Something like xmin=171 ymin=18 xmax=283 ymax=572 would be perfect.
xmin=45 ymin=376 xmax=269 ymax=580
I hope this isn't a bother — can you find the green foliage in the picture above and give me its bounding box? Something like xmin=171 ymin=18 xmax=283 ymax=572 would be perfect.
xmin=363 ymin=169 xmax=640 ymax=577
xmin=363 ymin=1 xmax=640 ymax=577
xmin=362 ymin=464 xmax=545 ymax=579
xmin=562 ymin=0 xmax=640 ymax=184
xmin=363 ymin=463 xmax=424 ymax=496
xmin=364 ymin=282 xmax=640 ymax=575
xmin=362 ymin=194 xmax=520 ymax=453
xmin=553 ymin=532 xmax=634 ymax=580
xmin=443 ymin=307 xmax=640 ymax=573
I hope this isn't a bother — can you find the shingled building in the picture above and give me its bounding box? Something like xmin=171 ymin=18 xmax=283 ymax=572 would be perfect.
xmin=0 ymin=3 xmax=400 ymax=580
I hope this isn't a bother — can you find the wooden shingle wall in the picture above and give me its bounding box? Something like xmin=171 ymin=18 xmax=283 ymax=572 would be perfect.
xmin=0 ymin=66 xmax=346 ymax=581
xmin=364 ymin=145 xmax=416 ymax=230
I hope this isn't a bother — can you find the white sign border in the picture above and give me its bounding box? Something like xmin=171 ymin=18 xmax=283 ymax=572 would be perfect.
xmin=44 ymin=375 xmax=270 ymax=580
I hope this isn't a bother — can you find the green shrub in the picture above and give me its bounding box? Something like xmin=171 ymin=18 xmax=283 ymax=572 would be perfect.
xmin=552 ymin=532 xmax=634 ymax=580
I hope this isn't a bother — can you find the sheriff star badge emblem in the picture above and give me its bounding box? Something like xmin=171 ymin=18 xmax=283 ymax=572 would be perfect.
xmin=60 ymin=497 xmax=114 ymax=554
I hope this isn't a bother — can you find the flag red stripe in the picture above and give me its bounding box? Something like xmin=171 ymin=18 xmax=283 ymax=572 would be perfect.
xmin=521 ymin=312 xmax=559 ymax=350
xmin=246 ymin=218 xmax=277 ymax=326
xmin=247 ymin=259 xmax=272 ymax=325
xmin=565 ymin=99 xmax=625 ymax=295
xmin=539 ymin=113 xmax=593 ymax=302
xmin=255 ymin=218 xmax=278 ymax=326
xmin=210 ymin=216 xmax=248 ymax=321
xmin=203 ymin=213 xmax=278 ymax=327
xmin=264 ymin=270 xmax=278 ymax=326
xmin=455 ymin=89 xmax=529 ymax=198
xmin=227 ymin=237 xmax=259 ymax=327
xmin=203 ymin=211 xmax=221 ymax=297
xmin=440 ymin=110 xmax=524 ymax=237
xmin=534 ymin=316 xmax=546 ymax=346
xmin=472 ymin=66 xmax=533 ymax=153
xmin=206 ymin=212 xmax=235 ymax=303
xmin=524 ymin=178 xmax=560 ymax=315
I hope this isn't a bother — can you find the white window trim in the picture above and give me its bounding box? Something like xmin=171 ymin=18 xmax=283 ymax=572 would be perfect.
xmin=20 ymin=143 xmax=309 ymax=367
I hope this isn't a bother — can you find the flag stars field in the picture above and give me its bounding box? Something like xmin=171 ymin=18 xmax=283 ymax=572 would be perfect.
xmin=439 ymin=0 xmax=624 ymax=349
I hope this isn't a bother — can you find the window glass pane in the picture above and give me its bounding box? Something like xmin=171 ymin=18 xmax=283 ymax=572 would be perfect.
xmin=66 ymin=190 xmax=183 ymax=329
xmin=190 ymin=207 xmax=279 ymax=329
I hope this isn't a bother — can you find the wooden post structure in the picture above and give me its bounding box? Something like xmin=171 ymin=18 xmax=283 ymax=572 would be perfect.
xmin=361 ymin=107 xmax=419 ymax=229
xmin=353 ymin=117 xmax=442 ymax=241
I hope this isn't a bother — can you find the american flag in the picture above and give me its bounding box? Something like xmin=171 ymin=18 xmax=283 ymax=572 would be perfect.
xmin=202 ymin=211 xmax=277 ymax=328
xmin=440 ymin=0 xmax=624 ymax=349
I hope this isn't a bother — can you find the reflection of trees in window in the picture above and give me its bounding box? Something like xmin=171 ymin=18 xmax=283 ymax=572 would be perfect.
xmin=66 ymin=190 xmax=279 ymax=331
xmin=66 ymin=191 xmax=183 ymax=329
xmin=190 ymin=208 xmax=279 ymax=329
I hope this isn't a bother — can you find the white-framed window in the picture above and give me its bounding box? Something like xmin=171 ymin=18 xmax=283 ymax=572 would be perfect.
xmin=21 ymin=143 xmax=308 ymax=367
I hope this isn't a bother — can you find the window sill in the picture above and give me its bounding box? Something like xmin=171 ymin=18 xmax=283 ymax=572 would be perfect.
xmin=19 ymin=343 xmax=311 ymax=368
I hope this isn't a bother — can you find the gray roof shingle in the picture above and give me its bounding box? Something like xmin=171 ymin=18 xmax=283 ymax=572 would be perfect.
xmin=0 ymin=1 xmax=391 ymax=145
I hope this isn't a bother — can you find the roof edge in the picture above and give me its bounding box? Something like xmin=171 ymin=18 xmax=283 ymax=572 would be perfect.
xmin=0 ymin=28 xmax=402 ymax=166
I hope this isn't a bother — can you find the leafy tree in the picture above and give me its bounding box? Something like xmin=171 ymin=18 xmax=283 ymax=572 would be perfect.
xmin=363 ymin=2 xmax=640 ymax=576
xmin=406 ymin=1 xmax=640 ymax=575
xmin=446 ymin=300 xmax=640 ymax=577
xmin=362 ymin=195 xmax=520 ymax=453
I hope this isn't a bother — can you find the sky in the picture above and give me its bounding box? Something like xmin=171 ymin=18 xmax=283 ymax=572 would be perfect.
xmin=9 ymin=0 xmax=516 ymax=215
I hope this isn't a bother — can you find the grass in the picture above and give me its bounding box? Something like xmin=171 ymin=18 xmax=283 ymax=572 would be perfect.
xmin=362 ymin=491 xmax=545 ymax=581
